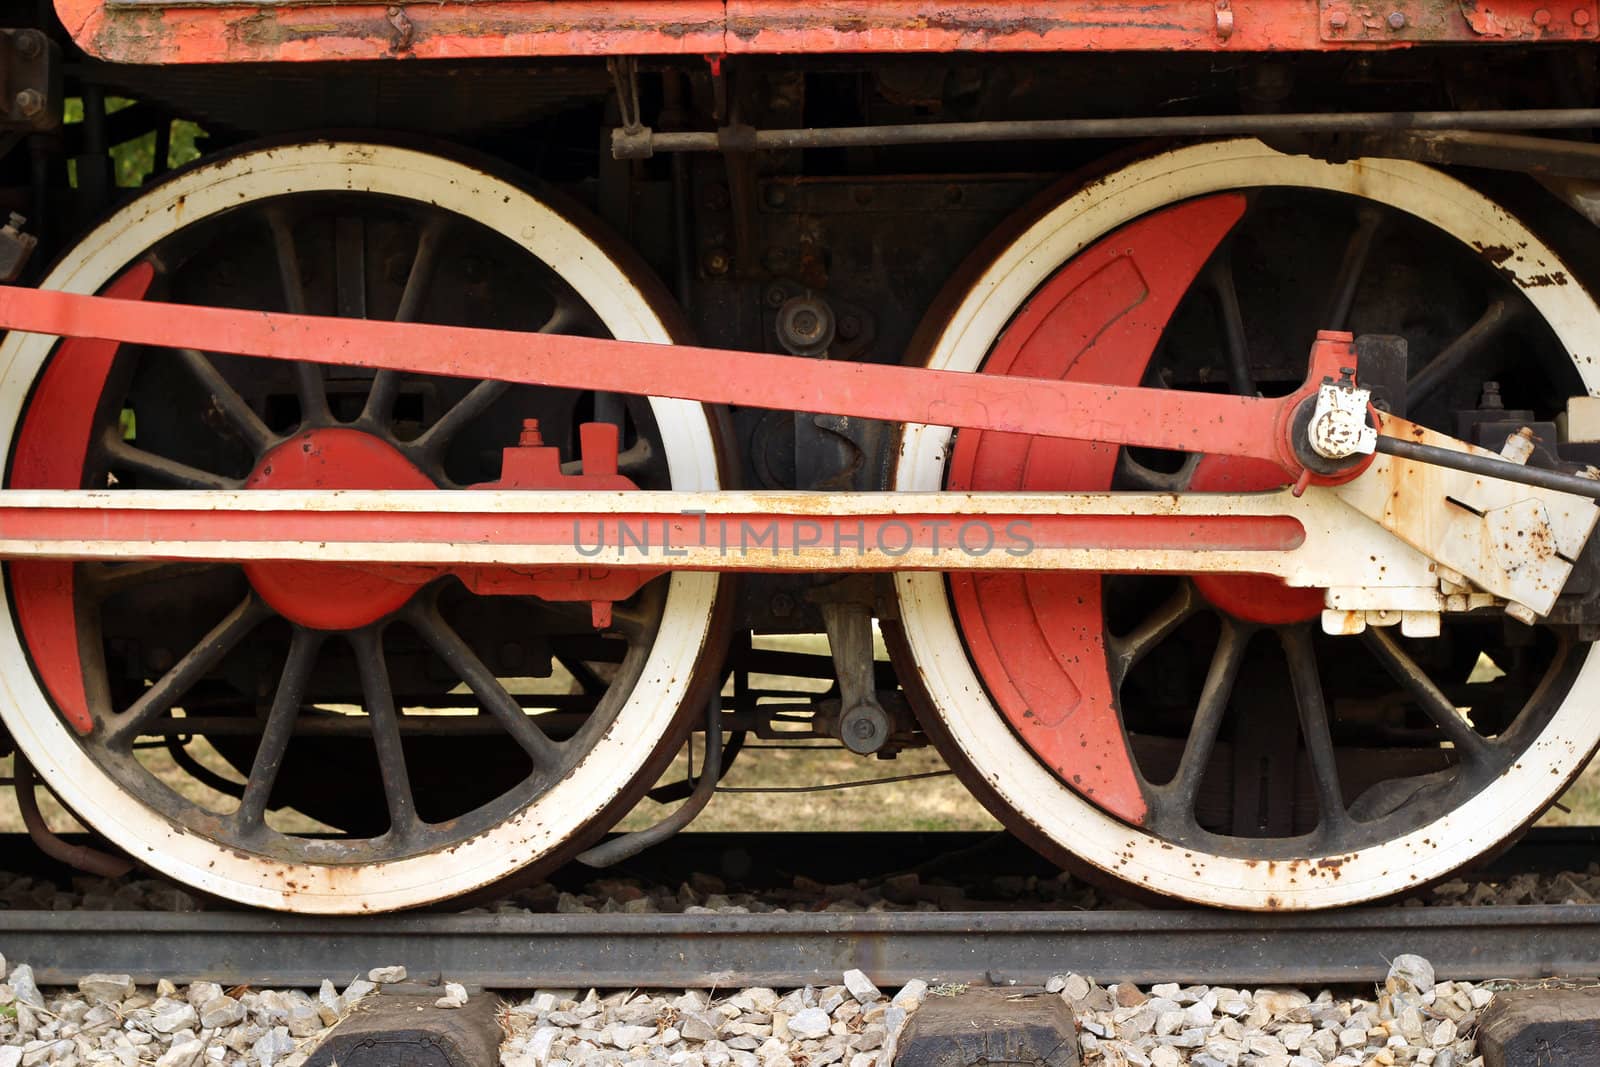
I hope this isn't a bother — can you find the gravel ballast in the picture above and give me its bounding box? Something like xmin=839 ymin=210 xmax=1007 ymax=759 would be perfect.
xmin=0 ymin=950 xmax=1519 ymax=1067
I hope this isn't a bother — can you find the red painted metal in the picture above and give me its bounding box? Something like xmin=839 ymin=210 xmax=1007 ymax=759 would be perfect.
xmin=0 ymin=505 xmax=1306 ymax=563
xmin=58 ymin=0 xmax=1561 ymax=65
xmin=8 ymin=263 xmax=155 ymax=736
xmin=0 ymin=277 xmax=1351 ymax=483
xmin=945 ymin=195 xmax=1247 ymax=827
xmin=1188 ymin=454 xmax=1326 ymax=624
xmin=1319 ymin=0 xmax=1597 ymax=42
xmin=242 ymin=429 xmax=438 ymax=631
xmin=240 ymin=424 xmax=657 ymax=630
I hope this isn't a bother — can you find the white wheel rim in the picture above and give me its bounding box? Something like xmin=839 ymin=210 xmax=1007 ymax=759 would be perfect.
xmin=0 ymin=141 xmax=724 ymax=913
xmin=894 ymin=139 xmax=1600 ymax=909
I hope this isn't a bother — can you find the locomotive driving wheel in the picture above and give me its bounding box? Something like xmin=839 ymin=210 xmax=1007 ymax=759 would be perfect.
xmin=0 ymin=140 xmax=731 ymax=913
xmin=891 ymin=139 xmax=1600 ymax=909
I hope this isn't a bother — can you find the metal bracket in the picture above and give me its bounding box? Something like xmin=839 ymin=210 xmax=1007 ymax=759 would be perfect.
xmin=1321 ymin=0 xmax=1598 ymax=40
xmin=817 ymin=589 xmax=890 ymax=755
xmin=0 ymin=30 xmax=59 ymax=132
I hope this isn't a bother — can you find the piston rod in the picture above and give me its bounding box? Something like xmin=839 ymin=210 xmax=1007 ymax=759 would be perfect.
xmin=1376 ymin=435 xmax=1600 ymax=502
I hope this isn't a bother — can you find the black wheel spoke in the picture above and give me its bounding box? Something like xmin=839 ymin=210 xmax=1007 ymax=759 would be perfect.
xmin=265 ymin=209 xmax=330 ymax=425
xmin=1408 ymin=300 xmax=1521 ymax=407
xmin=81 ymin=561 xmax=221 ymax=598
xmin=174 ymin=348 xmax=275 ymax=453
xmin=363 ymin=216 xmax=449 ymax=426
xmin=1362 ymin=627 xmax=1497 ymax=767
xmin=1282 ymin=626 xmax=1350 ymax=835
xmin=1115 ymin=451 xmax=1200 ymax=493
xmin=109 ymin=597 xmax=272 ymax=745
xmin=350 ymin=628 xmax=419 ymax=838
xmin=409 ymin=603 xmax=562 ymax=767
xmin=1207 ymin=256 xmax=1255 ymax=396
xmin=103 ymin=433 xmax=238 ymax=489
xmin=540 ymin=298 xmax=582 ymax=336
xmin=1108 ymin=582 xmax=1201 ymax=687
xmin=234 ymin=628 xmax=322 ymax=832
xmin=411 ymin=379 xmax=509 ymax=461
xmin=1322 ymin=206 xmax=1384 ymax=333
xmin=1168 ymin=619 xmax=1248 ymax=809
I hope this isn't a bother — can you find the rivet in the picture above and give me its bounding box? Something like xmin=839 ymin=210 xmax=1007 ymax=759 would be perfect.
xmin=1387 ymin=10 xmax=1407 ymax=29
xmin=1328 ymin=10 xmax=1348 ymax=29
xmin=1576 ymin=8 xmax=1592 ymax=25
xmin=1534 ymin=7 xmax=1552 ymax=24
xmin=703 ymin=248 xmax=730 ymax=276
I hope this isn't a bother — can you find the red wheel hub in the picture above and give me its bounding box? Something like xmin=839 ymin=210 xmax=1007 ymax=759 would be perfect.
xmin=1187 ymin=454 xmax=1324 ymax=625
xmin=947 ymin=194 xmax=1250 ymax=826
xmin=242 ymin=429 xmax=435 ymax=631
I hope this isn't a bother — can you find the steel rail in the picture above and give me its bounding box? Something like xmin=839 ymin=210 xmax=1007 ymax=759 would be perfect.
xmin=2 ymin=831 xmax=1596 ymax=988
xmin=5 ymin=905 xmax=1600 ymax=988
xmin=611 ymin=108 xmax=1600 ymax=158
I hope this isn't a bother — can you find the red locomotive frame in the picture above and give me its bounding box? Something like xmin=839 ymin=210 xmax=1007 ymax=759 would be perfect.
xmin=58 ymin=0 xmax=1600 ymax=65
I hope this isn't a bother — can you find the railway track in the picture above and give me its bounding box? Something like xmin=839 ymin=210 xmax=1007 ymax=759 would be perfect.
xmin=5 ymin=830 xmax=1598 ymax=989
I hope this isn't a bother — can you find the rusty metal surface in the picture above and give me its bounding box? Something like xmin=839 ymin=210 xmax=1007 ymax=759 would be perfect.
xmin=8 ymin=902 xmax=1600 ymax=987
xmin=623 ymin=109 xmax=1600 ymax=159
xmin=1320 ymin=0 xmax=1598 ymax=42
xmin=56 ymin=0 xmax=1587 ymax=65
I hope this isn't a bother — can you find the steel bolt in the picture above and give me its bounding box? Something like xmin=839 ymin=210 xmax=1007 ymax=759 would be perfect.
xmin=520 ymin=418 xmax=543 ymax=446
xmin=14 ymin=30 xmax=42 ymax=58
xmin=765 ymin=185 xmax=788 ymax=208
xmin=1387 ymin=10 xmax=1407 ymax=28
xmin=1534 ymin=7 xmax=1553 ymax=24
xmin=838 ymin=314 xmax=862 ymax=341
xmin=703 ymin=248 xmax=731 ymax=276
xmin=770 ymin=592 xmax=794 ymax=617
xmin=775 ymin=295 xmax=836 ymax=356
xmin=765 ymin=284 xmax=788 ymax=308
xmin=12 ymin=89 xmax=42 ymax=119
xmin=1576 ymin=8 xmax=1592 ymax=25
xmin=1328 ymin=10 xmax=1348 ymax=29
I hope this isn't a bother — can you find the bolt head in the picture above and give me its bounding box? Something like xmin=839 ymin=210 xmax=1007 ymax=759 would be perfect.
xmin=14 ymin=31 xmax=42 ymax=58
xmin=1328 ymin=10 xmax=1348 ymax=28
xmin=1534 ymin=7 xmax=1553 ymax=24
xmin=1576 ymin=7 xmax=1592 ymax=25
xmin=12 ymin=89 xmax=42 ymax=118
xmin=1387 ymin=10 xmax=1407 ymax=28
xmin=703 ymin=249 xmax=730 ymax=276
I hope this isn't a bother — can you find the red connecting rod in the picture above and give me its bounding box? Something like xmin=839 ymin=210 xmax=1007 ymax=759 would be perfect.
xmin=0 ymin=277 xmax=1353 ymax=478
